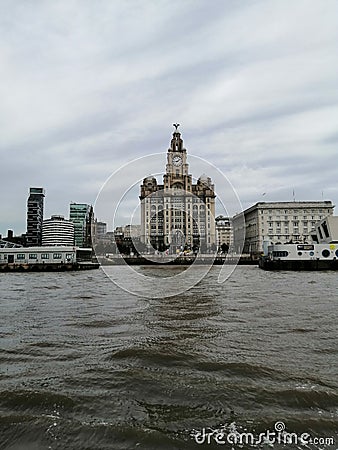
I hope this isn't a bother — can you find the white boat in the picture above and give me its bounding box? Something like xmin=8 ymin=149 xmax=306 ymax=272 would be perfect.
xmin=259 ymin=215 xmax=338 ymax=270
xmin=259 ymin=242 xmax=338 ymax=270
xmin=0 ymin=246 xmax=99 ymax=271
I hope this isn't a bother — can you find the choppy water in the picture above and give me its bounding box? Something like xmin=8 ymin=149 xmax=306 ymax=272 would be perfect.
xmin=0 ymin=266 xmax=337 ymax=449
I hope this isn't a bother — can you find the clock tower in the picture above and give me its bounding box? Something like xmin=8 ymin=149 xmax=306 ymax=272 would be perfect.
xmin=164 ymin=123 xmax=191 ymax=189
xmin=140 ymin=125 xmax=216 ymax=253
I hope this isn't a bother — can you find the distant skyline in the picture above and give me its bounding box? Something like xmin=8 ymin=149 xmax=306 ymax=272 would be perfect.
xmin=1 ymin=0 xmax=338 ymax=235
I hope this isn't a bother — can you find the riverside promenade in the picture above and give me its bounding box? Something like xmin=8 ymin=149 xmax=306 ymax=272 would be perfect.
xmin=98 ymin=254 xmax=257 ymax=266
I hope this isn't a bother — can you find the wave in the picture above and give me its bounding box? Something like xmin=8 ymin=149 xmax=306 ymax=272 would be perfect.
xmin=0 ymin=389 xmax=75 ymax=410
xmin=192 ymin=361 xmax=283 ymax=380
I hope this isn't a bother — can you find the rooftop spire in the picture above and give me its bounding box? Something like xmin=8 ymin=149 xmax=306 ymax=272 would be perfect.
xmin=170 ymin=124 xmax=183 ymax=151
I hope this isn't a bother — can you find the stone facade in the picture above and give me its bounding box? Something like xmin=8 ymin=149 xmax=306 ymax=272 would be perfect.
xmin=233 ymin=201 xmax=334 ymax=256
xmin=140 ymin=127 xmax=216 ymax=253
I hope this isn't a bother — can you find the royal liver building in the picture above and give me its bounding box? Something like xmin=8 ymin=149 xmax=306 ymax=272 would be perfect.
xmin=140 ymin=125 xmax=216 ymax=253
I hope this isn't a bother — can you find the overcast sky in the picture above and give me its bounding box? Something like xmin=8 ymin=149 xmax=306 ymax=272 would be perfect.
xmin=1 ymin=0 xmax=338 ymax=234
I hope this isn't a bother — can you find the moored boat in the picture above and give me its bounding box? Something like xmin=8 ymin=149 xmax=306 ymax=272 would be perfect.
xmin=259 ymin=243 xmax=338 ymax=270
xmin=0 ymin=246 xmax=99 ymax=271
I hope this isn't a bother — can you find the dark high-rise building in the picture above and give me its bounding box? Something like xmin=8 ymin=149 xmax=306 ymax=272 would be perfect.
xmin=26 ymin=187 xmax=45 ymax=247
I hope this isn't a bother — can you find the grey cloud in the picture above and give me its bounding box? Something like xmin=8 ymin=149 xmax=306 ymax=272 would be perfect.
xmin=1 ymin=0 xmax=338 ymax=234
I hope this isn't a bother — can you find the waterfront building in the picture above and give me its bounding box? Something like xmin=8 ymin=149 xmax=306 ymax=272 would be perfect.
xmin=42 ymin=215 xmax=75 ymax=246
xmin=69 ymin=203 xmax=94 ymax=248
xmin=233 ymin=201 xmax=334 ymax=256
xmin=0 ymin=246 xmax=93 ymax=267
xmin=312 ymin=215 xmax=338 ymax=244
xmin=124 ymin=224 xmax=141 ymax=239
xmin=110 ymin=225 xmax=143 ymax=255
xmin=0 ymin=230 xmax=26 ymax=247
xmin=26 ymin=187 xmax=45 ymax=247
xmin=140 ymin=126 xmax=216 ymax=253
xmin=215 ymin=215 xmax=233 ymax=251
xmin=93 ymin=220 xmax=107 ymax=238
xmin=0 ymin=237 xmax=23 ymax=248
xmin=113 ymin=226 xmax=124 ymax=240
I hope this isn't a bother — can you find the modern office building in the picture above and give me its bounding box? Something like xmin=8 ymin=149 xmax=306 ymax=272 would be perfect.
xmin=124 ymin=224 xmax=141 ymax=239
xmin=26 ymin=187 xmax=45 ymax=247
xmin=140 ymin=125 xmax=216 ymax=252
xmin=69 ymin=203 xmax=94 ymax=248
xmin=232 ymin=201 xmax=334 ymax=256
xmin=93 ymin=220 xmax=107 ymax=238
xmin=215 ymin=215 xmax=233 ymax=251
xmin=42 ymin=215 xmax=75 ymax=246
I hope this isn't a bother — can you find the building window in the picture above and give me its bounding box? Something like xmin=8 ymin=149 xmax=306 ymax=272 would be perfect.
xmin=17 ymin=254 xmax=25 ymax=260
xmin=273 ymin=251 xmax=288 ymax=257
xmin=29 ymin=254 xmax=37 ymax=259
xmin=53 ymin=253 xmax=62 ymax=259
xmin=41 ymin=254 xmax=49 ymax=259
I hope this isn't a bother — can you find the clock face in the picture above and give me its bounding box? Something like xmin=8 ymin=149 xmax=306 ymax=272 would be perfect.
xmin=172 ymin=155 xmax=182 ymax=167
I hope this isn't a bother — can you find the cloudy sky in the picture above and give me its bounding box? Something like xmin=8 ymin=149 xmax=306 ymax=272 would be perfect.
xmin=1 ymin=0 xmax=337 ymax=234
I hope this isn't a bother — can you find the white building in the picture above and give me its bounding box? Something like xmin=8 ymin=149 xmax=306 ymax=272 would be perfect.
xmin=233 ymin=201 xmax=334 ymax=256
xmin=140 ymin=126 xmax=216 ymax=253
xmin=42 ymin=215 xmax=75 ymax=246
xmin=0 ymin=246 xmax=94 ymax=268
xmin=0 ymin=246 xmax=76 ymax=265
xmin=313 ymin=216 xmax=338 ymax=244
xmin=93 ymin=220 xmax=107 ymax=237
xmin=215 ymin=216 xmax=233 ymax=251
xmin=124 ymin=224 xmax=141 ymax=239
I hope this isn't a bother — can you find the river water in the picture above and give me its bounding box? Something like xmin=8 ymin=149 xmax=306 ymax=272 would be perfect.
xmin=0 ymin=265 xmax=337 ymax=449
